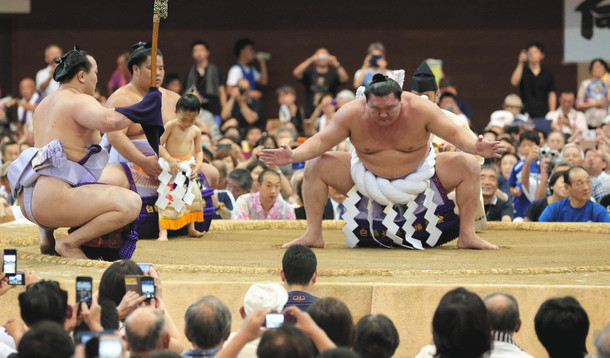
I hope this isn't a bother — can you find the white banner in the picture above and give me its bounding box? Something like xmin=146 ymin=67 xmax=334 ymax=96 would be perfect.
xmin=565 ymin=0 xmax=610 ymax=62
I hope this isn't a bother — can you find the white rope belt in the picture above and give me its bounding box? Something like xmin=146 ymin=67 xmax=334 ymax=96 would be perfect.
xmin=342 ymin=146 xmax=442 ymax=250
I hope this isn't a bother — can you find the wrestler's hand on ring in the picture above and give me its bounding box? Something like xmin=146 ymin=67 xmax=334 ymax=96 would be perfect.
xmin=475 ymin=135 xmax=504 ymax=158
xmin=260 ymin=144 xmax=293 ymax=167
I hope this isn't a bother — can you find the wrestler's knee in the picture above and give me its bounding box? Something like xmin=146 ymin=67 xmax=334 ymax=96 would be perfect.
xmin=454 ymin=153 xmax=481 ymax=178
xmin=120 ymin=191 xmax=142 ymax=222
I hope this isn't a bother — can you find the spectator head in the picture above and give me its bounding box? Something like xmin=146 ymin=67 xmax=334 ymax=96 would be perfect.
xmin=548 ymin=170 xmax=568 ymax=198
xmin=19 ymin=280 xmax=68 ymax=326
xmin=535 ymin=296 xmax=589 ymax=358
xmin=353 ymin=314 xmax=399 ymax=358
xmin=99 ymin=259 xmax=144 ymax=307
xmin=547 ymin=131 xmax=566 ymax=151
xmin=319 ymin=347 xmax=361 ymax=358
xmin=19 ymin=77 xmax=36 ymax=100
xmin=336 ymin=89 xmax=355 ymax=108
xmin=480 ymin=165 xmax=499 ymax=201
xmin=1 ymin=140 xmax=19 ymax=162
xmin=483 ymin=293 xmax=521 ymax=334
xmin=18 ymin=321 xmax=74 ymax=358
xmin=561 ymin=143 xmax=585 ymax=166
xmin=234 ymin=38 xmax=255 ymax=60
xmin=246 ymin=126 xmax=263 ymax=147
xmin=191 ymin=40 xmax=210 ymax=63
xmin=594 ymin=323 xmax=610 ymax=358
xmin=44 ymin=44 xmax=63 ymax=65
xmin=281 ymin=244 xmax=318 ymax=287
xmin=257 ymin=324 xmax=316 ymax=358
xmin=364 ymin=74 xmax=402 ymax=101
xmin=439 ymin=77 xmax=458 ymax=96
xmin=534 ymin=127 xmax=547 ymax=145
xmin=164 ymin=73 xmax=183 ymax=94
xmin=276 ymin=85 xmax=297 ymax=105
xmin=257 ymin=169 xmax=281 ymax=204
xmin=584 ymin=148 xmax=607 ymax=177
xmin=564 ymin=166 xmax=593 ymax=202
xmin=525 ymin=41 xmax=545 ymax=64
xmin=275 ymin=126 xmax=296 ymax=147
xmin=313 ymin=48 xmax=331 ymax=66
xmin=503 ymin=94 xmax=523 ymax=116
xmin=241 ymin=283 xmax=288 ymax=317
xmin=184 ymin=296 xmax=232 ymax=350
xmin=227 ymin=168 xmax=254 ymax=199
xmin=438 ymin=92 xmax=459 ymax=113
xmin=411 ymin=60 xmax=439 ymax=102
xmin=499 ymin=136 xmax=516 ymax=155
xmin=308 ymin=297 xmax=354 ymax=347
xmin=518 ymin=130 xmax=541 ymax=157
xmin=125 ymin=307 xmax=169 ymax=356
xmin=257 ymin=135 xmax=278 ymax=149
xmin=73 ymin=298 xmax=120 ymax=338
xmin=246 ymin=160 xmax=268 ymax=184
xmin=559 ymin=90 xmax=576 ymax=112
xmin=367 ymin=41 xmax=386 ymax=56
xmin=589 ymin=58 xmax=609 ymax=78
xmin=432 ymin=287 xmax=491 ymax=358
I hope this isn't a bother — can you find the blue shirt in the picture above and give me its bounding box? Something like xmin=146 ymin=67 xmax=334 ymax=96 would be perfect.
xmin=182 ymin=348 xmax=221 ymax=358
xmin=539 ymin=198 xmax=610 ymax=223
xmin=508 ymin=159 xmax=541 ymax=218
xmin=284 ymin=290 xmax=319 ymax=311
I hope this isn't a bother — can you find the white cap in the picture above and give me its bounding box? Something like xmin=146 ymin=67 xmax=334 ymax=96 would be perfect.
xmin=485 ymin=110 xmax=515 ymax=130
xmin=243 ymin=283 xmax=288 ymax=315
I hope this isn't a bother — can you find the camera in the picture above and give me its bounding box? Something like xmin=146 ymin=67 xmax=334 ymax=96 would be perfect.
xmin=539 ymin=145 xmax=559 ymax=164
xmin=239 ymin=87 xmax=246 ymax=95
xmin=8 ymin=271 xmax=24 ymax=285
xmin=264 ymin=312 xmax=297 ymax=328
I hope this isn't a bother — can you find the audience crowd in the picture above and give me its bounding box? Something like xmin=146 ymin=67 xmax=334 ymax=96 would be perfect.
xmin=0 ymin=245 xmax=609 ymax=358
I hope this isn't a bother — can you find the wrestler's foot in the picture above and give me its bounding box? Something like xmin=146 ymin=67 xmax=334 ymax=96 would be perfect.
xmin=39 ymin=228 xmax=58 ymax=256
xmin=282 ymin=231 xmax=325 ymax=248
xmin=456 ymin=232 xmax=498 ymax=250
xmin=157 ymin=230 xmax=168 ymax=242
xmin=55 ymin=240 xmax=88 ymax=259
xmin=187 ymin=225 xmax=206 ymax=238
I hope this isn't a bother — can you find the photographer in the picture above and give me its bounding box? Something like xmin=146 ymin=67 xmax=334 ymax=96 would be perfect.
xmin=353 ymin=42 xmax=391 ymax=89
xmin=220 ymin=79 xmax=262 ymax=134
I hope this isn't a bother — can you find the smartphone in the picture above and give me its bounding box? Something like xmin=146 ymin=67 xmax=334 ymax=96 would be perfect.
xmin=3 ymin=249 xmax=16 ymax=275
xmin=76 ymin=276 xmax=93 ymax=307
xmin=318 ymin=53 xmax=329 ymax=60
xmin=124 ymin=275 xmax=140 ymax=294
xmin=8 ymin=271 xmax=25 ymax=285
xmin=217 ymin=143 xmax=232 ymax=151
xmin=137 ymin=263 xmax=152 ymax=275
xmin=265 ymin=313 xmax=285 ymax=328
xmin=369 ymin=55 xmax=381 ymax=67
xmin=582 ymin=130 xmax=597 ymax=139
xmin=98 ymin=334 xmax=123 ymax=358
xmin=140 ymin=276 xmax=155 ymax=300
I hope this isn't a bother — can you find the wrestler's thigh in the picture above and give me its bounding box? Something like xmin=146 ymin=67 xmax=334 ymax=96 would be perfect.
xmin=434 ymin=152 xmax=480 ymax=193
xmin=99 ymin=163 xmax=130 ymax=189
xmin=32 ymin=177 xmax=140 ymax=227
xmin=310 ymin=151 xmax=354 ymax=195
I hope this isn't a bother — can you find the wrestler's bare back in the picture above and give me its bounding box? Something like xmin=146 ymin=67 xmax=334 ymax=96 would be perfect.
xmin=34 ymin=88 xmax=104 ymax=162
xmin=106 ymin=83 xmax=179 ymax=138
xmin=339 ymin=92 xmax=436 ymax=179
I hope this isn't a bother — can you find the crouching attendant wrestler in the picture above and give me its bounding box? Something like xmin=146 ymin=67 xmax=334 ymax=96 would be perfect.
xmin=8 ymin=47 xmax=163 ymax=259
xmin=261 ymin=74 xmax=502 ymax=250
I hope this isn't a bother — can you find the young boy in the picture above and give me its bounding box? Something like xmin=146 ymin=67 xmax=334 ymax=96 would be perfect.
xmin=509 ymin=130 xmax=542 ymax=219
xmin=156 ymin=94 xmax=205 ymax=241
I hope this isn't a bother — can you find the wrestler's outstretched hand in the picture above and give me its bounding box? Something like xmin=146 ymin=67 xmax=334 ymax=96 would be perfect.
xmin=475 ymin=135 xmax=504 ymax=158
xmin=260 ymin=144 xmax=293 ymax=167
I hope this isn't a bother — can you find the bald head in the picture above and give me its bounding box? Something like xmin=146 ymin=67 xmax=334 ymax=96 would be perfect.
xmin=125 ymin=307 xmax=168 ymax=356
xmin=484 ymin=293 xmax=520 ymax=333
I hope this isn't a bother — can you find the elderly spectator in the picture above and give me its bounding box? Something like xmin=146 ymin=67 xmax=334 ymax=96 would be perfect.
xmin=232 ymin=169 xmax=295 ymax=220
xmin=502 ymin=94 xmax=529 ymax=123
xmin=292 ymin=48 xmax=349 ymax=118
xmin=584 ymin=149 xmax=610 ymax=193
xmin=546 ymin=90 xmax=588 ymax=135
xmin=35 ymin=44 xmax=62 ymax=99
xmin=415 ymin=288 xmax=490 ymax=358
xmin=353 ymin=42 xmax=391 ymax=89
xmin=481 ymin=166 xmax=513 ymax=222
xmin=539 ymin=166 xmax=610 ymax=222
xmin=535 ymin=297 xmax=590 ymax=358
xmin=1 ymin=141 xmax=19 ymax=164
xmin=5 ymin=78 xmax=40 ymax=146
xmin=281 ymin=245 xmax=319 ymax=311
xmin=226 ymin=283 xmax=287 ymax=358
xmin=183 ymin=296 xmax=232 ymax=358
xmin=355 ymin=314 xmax=400 ymax=358
xmin=560 ymin=144 xmax=606 ymax=202
xmin=576 ymin=58 xmax=610 ymax=129
xmin=227 ymin=168 xmax=253 ymax=201
xmin=547 ymin=131 xmax=567 ymax=152
xmin=525 ymin=170 xmax=569 ymax=222
xmin=125 ymin=307 xmax=169 ymax=358
xmin=484 ymin=293 xmax=534 ymax=358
